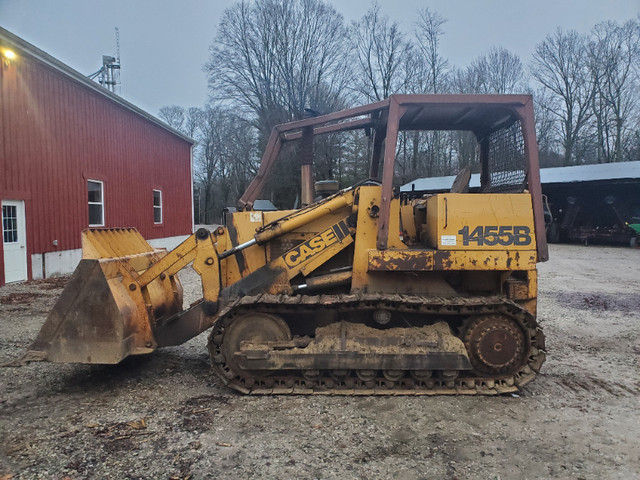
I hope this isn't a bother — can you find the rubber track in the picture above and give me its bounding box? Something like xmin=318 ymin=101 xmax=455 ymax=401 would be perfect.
xmin=207 ymin=293 xmax=546 ymax=395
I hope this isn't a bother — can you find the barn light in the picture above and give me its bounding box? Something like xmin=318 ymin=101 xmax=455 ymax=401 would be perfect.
xmin=3 ymin=49 xmax=16 ymax=59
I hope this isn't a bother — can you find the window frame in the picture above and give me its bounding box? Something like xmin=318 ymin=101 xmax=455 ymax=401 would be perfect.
xmin=2 ymin=205 xmax=19 ymax=243
xmin=153 ymin=189 xmax=163 ymax=225
xmin=88 ymin=179 xmax=105 ymax=227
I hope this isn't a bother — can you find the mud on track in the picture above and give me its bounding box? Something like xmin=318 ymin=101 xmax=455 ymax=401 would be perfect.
xmin=1 ymin=244 xmax=639 ymax=479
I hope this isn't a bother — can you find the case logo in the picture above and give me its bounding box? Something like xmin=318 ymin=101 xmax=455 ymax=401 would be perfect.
xmin=283 ymin=219 xmax=351 ymax=268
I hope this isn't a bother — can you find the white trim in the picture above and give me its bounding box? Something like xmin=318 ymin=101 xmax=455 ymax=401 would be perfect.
xmin=2 ymin=199 xmax=28 ymax=283
xmin=190 ymin=144 xmax=195 ymax=234
xmin=87 ymin=179 xmax=105 ymax=227
xmin=153 ymin=189 xmax=163 ymax=224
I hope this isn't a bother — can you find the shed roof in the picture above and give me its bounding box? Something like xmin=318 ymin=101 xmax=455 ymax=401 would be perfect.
xmin=0 ymin=27 xmax=194 ymax=145
xmin=401 ymin=161 xmax=640 ymax=193
xmin=253 ymin=200 xmax=278 ymax=211
xmin=402 ymin=174 xmax=481 ymax=192
xmin=539 ymin=161 xmax=640 ymax=184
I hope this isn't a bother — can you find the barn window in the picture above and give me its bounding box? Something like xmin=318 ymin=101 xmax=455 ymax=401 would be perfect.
xmin=153 ymin=189 xmax=162 ymax=224
xmin=88 ymin=180 xmax=104 ymax=226
xmin=2 ymin=205 xmax=18 ymax=243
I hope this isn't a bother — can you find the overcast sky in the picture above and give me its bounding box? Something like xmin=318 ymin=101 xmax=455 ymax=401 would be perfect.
xmin=2 ymin=0 xmax=638 ymax=116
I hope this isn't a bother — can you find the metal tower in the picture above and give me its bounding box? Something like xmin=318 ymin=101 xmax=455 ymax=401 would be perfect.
xmin=89 ymin=27 xmax=121 ymax=94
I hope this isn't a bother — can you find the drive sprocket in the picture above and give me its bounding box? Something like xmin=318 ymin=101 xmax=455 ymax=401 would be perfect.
xmin=463 ymin=314 xmax=528 ymax=375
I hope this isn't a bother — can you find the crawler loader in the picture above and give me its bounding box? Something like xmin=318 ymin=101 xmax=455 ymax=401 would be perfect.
xmin=25 ymin=95 xmax=548 ymax=395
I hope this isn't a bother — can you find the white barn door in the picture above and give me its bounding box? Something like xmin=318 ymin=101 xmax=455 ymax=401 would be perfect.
xmin=2 ymin=200 xmax=28 ymax=283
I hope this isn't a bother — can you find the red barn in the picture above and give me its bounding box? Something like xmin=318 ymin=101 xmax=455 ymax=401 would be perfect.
xmin=0 ymin=28 xmax=194 ymax=285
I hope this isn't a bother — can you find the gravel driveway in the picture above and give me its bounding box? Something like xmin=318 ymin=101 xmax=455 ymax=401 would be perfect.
xmin=1 ymin=244 xmax=638 ymax=479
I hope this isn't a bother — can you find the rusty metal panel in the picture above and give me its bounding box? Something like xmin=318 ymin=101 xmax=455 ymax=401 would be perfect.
xmin=425 ymin=194 xmax=536 ymax=250
xmin=377 ymin=97 xmax=406 ymax=250
xmin=351 ymin=187 xmax=407 ymax=290
xmin=517 ymin=98 xmax=549 ymax=262
xmin=237 ymin=321 xmax=471 ymax=371
xmin=367 ymin=249 xmax=537 ymax=272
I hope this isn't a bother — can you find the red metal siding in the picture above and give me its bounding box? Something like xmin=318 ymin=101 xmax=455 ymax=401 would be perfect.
xmin=0 ymin=50 xmax=192 ymax=284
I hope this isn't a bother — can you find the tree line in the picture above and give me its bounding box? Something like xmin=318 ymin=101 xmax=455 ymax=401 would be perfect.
xmin=158 ymin=0 xmax=640 ymax=224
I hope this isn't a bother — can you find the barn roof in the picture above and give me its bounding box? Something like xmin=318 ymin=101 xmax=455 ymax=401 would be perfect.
xmin=402 ymin=161 xmax=640 ymax=193
xmin=0 ymin=27 xmax=194 ymax=145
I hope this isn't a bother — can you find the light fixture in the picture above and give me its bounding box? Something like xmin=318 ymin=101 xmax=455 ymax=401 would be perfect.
xmin=2 ymin=48 xmax=16 ymax=68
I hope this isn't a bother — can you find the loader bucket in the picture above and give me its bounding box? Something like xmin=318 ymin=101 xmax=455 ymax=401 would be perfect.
xmin=27 ymin=229 xmax=183 ymax=364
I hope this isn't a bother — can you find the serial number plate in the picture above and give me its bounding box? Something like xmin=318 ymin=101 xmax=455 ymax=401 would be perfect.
xmin=457 ymin=225 xmax=532 ymax=246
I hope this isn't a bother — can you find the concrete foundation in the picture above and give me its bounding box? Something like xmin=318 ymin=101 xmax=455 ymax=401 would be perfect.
xmin=30 ymin=234 xmax=190 ymax=280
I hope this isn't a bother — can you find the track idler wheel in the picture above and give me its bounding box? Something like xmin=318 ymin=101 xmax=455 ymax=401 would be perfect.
xmin=220 ymin=313 xmax=291 ymax=379
xmin=463 ymin=314 xmax=528 ymax=375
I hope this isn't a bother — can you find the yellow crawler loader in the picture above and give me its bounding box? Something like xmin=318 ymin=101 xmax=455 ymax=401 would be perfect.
xmin=25 ymin=95 xmax=547 ymax=395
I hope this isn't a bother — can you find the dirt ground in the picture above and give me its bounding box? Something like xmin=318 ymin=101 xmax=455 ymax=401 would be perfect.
xmin=0 ymin=244 xmax=638 ymax=479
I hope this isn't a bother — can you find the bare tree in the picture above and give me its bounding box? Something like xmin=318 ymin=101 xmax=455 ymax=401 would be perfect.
xmin=205 ymin=0 xmax=350 ymax=138
xmin=183 ymin=107 xmax=204 ymax=140
xmin=471 ymin=47 xmax=525 ymax=94
xmin=160 ymin=104 xmax=260 ymax=223
xmin=450 ymin=65 xmax=482 ymax=94
xmin=532 ymin=87 xmax=562 ymax=166
xmin=441 ymin=66 xmax=482 ymax=171
xmin=158 ymin=105 xmax=185 ymax=130
xmin=191 ymin=105 xmax=260 ymax=222
xmin=204 ymin=0 xmax=354 ymax=209
xmin=350 ymin=3 xmax=411 ymax=102
xmin=403 ymin=8 xmax=450 ymax=180
xmin=588 ymin=19 xmax=640 ymax=162
xmin=531 ymin=29 xmax=596 ymax=165
xmin=173 ymin=4 xmax=640 ymax=219
xmin=414 ymin=8 xmax=448 ymax=94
